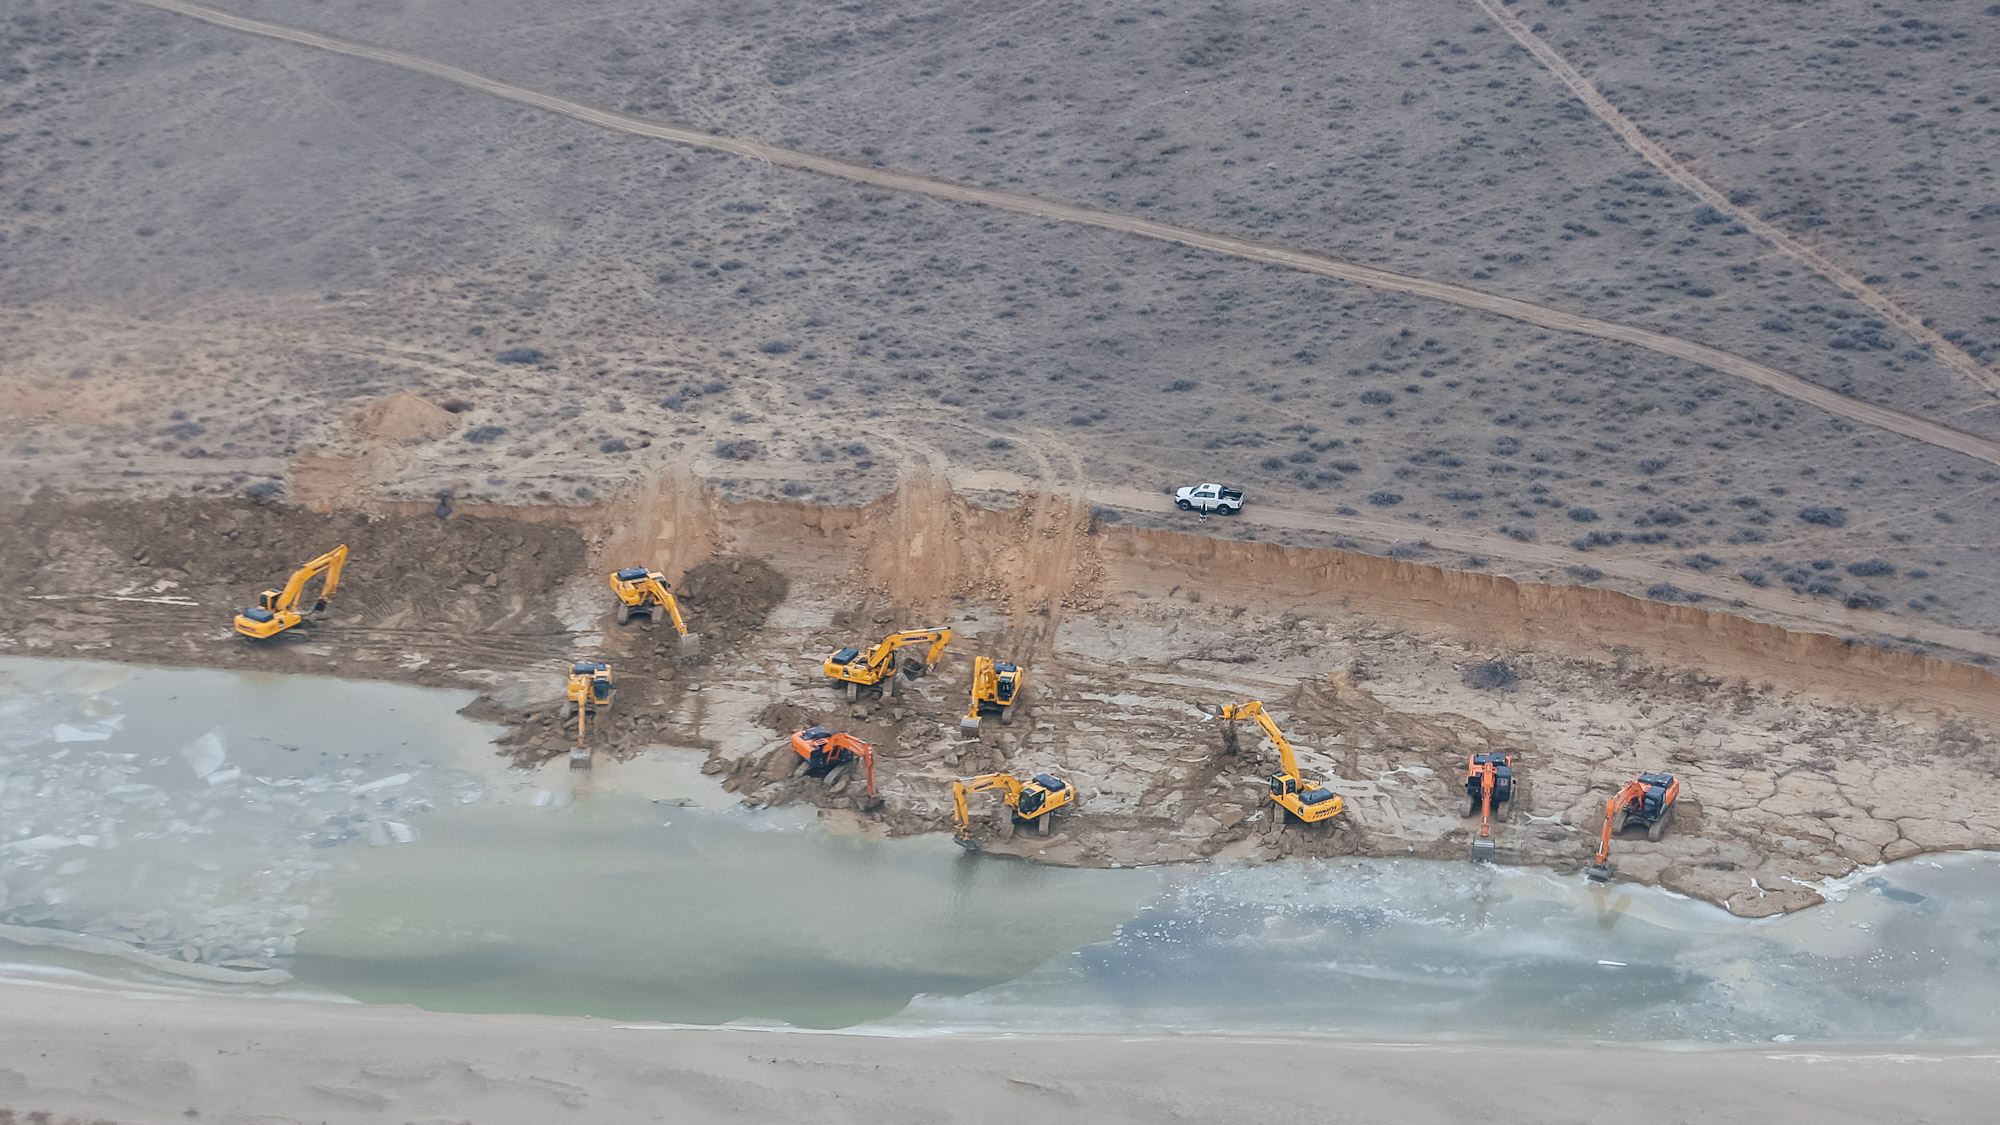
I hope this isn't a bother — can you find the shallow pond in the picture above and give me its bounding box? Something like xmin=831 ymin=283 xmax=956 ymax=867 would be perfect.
xmin=2 ymin=658 xmax=1995 ymax=1041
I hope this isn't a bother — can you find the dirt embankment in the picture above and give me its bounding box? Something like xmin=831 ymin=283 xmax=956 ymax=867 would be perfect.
xmin=5 ymin=477 xmax=1999 ymax=916
xmin=1094 ymin=528 xmax=2000 ymax=722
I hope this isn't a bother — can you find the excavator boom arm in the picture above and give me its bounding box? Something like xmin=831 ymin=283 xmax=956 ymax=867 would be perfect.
xmin=1220 ymin=702 xmax=1302 ymax=780
xmin=864 ymin=628 xmax=952 ymax=675
xmin=952 ymin=773 xmax=1026 ymax=838
xmin=651 ymin=583 xmax=689 ymax=635
xmin=274 ymin=545 xmax=348 ymax=613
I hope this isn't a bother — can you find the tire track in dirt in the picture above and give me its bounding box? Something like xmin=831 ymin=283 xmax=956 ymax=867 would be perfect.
xmin=1470 ymin=0 xmax=2000 ymax=398
xmin=125 ymin=0 xmax=2000 ymax=471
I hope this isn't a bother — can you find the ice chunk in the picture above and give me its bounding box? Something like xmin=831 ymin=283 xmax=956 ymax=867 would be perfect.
xmin=52 ymin=724 xmax=113 ymax=743
xmin=351 ymin=773 xmax=413 ymax=795
xmin=180 ymin=731 xmax=227 ymax=779
xmin=7 ymin=834 xmax=79 ymax=852
xmin=206 ymin=767 xmax=243 ymax=787
xmin=366 ymin=822 xmax=391 ymax=847
xmin=385 ymin=821 xmax=417 ymax=844
xmin=531 ymin=790 xmax=553 ymax=807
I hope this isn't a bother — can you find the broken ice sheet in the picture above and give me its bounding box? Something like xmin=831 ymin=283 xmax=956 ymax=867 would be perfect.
xmin=180 ymin=731 xmax=227 ymax=779
xmin=52 ymin=723 xmax=113 ymax=743
xmin=351 ymin=773 xmax=413 ymax=795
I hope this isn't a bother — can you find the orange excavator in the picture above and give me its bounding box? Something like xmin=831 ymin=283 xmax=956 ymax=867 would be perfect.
xmin=791 ymin=726 xmax=875 ymax=797
xmin=1586 ymin=772 xmax=1680 ymax=882
xmin=1464 ymin=752 xmax=1514 ymax=862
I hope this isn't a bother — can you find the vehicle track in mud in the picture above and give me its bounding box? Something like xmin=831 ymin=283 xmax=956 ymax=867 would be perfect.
xmin=1469 ymin=0 xmax=2000 ymax=400
xmin=121 ymin=0 xmax=2000 ymax=471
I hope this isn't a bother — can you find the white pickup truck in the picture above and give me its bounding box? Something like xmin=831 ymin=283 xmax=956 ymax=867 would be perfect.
xmin=1174 ymin=483 xmax=1245 ymax=515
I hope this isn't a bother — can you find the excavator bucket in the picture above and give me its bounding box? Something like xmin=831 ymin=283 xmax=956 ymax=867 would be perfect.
xmin=1471 ymin=837 xmax=1497 ymax=863
xmin=570 ymin=746 xmax=591 ymax=770
xmin=960 ymin=713 xmax=982 ymax=736
xmin=1585 ymin=862 xmax=1615 ymax=882
xmin=678 ymin=631 xmax=702 ymax=660
xmin=953 ymin=834 xmax=982 ymax=854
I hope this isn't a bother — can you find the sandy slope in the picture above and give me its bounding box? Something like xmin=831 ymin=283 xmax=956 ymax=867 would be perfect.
xmin=1 ymin=978 xmax=1994 ymax=1124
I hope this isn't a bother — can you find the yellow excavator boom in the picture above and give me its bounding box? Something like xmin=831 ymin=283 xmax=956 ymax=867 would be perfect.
xmin=1218 ymin=700 xmax=1345 ymax=825
xmin=233 ymin=545 xmax=349 ymax=639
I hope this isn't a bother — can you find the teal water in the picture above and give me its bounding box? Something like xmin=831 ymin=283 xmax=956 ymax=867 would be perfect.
xmin=4 ymin=658 xmax=1997 ymax=1041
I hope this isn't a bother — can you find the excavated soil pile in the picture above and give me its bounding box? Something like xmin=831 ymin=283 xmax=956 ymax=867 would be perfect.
xmin=0 ymin=496 xmax=584 ymax=682
xmin=675 ymin=557 xmax=790 ymax=649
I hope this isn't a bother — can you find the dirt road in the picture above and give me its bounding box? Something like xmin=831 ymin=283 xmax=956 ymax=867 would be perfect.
xmin=120 ymin=0 xmax=2000 ymax=472
xmin=1471 ymin=0 xmax=2000 ymax=399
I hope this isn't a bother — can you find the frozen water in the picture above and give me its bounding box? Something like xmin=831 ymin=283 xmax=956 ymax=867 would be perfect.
xmin=179 ymin=731 xmax=226 ymax=778
xmin=0 ymin=659 xmax=501 ymax=981
xmin=352 ymin=773 xmax=413 ymax=795
xmin=9 ymin=656 xmax=2000 ymax=1040
xmin=878 ymin=854 xmax=2000 ymax=1042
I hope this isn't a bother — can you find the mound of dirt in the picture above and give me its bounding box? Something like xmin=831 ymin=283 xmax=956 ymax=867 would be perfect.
xmin=677 ymin=556 xmax=788 ymax=647
xmin=351 ymin=392 xmax=460 ymax=445
xmin=0 ymin=495 xmax=586 ymax=685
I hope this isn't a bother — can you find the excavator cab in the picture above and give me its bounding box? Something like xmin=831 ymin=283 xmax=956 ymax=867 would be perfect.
xmin=961 ymin=656 xmax=1025 ymax=735
xmin=951 ymin=771 xmax=1075 ymax=851
xmin=233 ymin=545 xmax=349 ymax=639
xmin=608 ymin=566 xmax=701 ymax=657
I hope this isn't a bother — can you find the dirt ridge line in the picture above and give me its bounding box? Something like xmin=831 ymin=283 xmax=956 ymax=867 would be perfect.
xmin=944 ymin=467 xmax=2000 ymax=663
xmin=123 ymin=0 xmax=2000 ymax=471
xmin=435 ymin=470 xmax=2000 ymax=719
xmin=1471 ymin=0 xmax=2000 ymax=398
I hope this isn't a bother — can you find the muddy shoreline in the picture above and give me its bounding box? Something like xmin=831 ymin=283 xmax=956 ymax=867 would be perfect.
xmin=5 ymin=481 xmax=1998 ymax=917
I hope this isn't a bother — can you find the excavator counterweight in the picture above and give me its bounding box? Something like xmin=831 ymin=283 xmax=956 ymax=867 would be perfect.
xmin=960 ymin=656 xmax=1024 ymax=736
xmin=1587 ymin=771 xmax=1680 ymax=881
xmin=951 ymin=771 xmax=1074 ymax=852
xmin=609 ymin=567 xmax=701 ymax=658
xmin=233 ymin=545 xmax=349 ymax=639
xmin=823 ymin=627 xmax=952 ymax=702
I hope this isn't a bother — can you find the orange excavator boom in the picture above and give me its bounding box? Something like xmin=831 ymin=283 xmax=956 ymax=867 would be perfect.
xmin=1587 ymin=773 xmax=1680 ymax=881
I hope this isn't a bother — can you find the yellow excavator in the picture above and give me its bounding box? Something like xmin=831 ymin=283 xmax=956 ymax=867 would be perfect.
xmin=960 ymin=656 xmax=1024 ymax=735
xmin=823 ymin=627 xmax=952 ymax=702
xmin=1209 ymin=701 xmax=1345 ymax=827
xmin=233 ymin=545 xmax=349 ymax=639
xmin=562 ymin=661 xmax=614 ymax=756
xmin=609 ymin=567 xmax=701 ymax=658
xmin=951 ymin=771 xmax=1074 ymax=851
